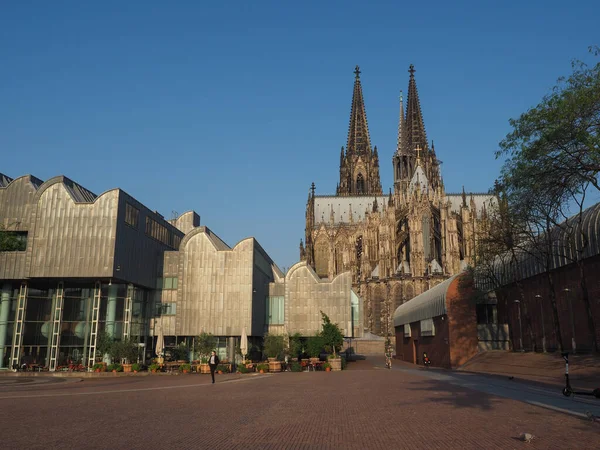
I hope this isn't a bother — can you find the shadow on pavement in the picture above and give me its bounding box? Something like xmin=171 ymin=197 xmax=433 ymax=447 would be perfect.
xmin=405 ymin=378 xmax=499 ymax=411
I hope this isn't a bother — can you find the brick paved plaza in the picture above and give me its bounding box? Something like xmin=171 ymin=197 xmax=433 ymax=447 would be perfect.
xmin=2 ymin=360 xmax=599 ymax=449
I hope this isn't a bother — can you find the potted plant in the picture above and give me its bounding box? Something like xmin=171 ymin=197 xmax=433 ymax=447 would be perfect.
xmin=257 ymin=363 xmax=269 ymax=374
xmin=194 ymin=332 xmax=216 ymax=374
xmin=92 ymin=363 xmax=105 ymax=373
xmin=291 ymin=362 xmax=302 ymax=372
xmin=323 ymin=362 xmax=332 ymax=372
xmin=319 ymin=311 xmax=344 ymax=371
xmin=306 ymin=335 xmax=323 ymax=365
xmin=237 ymin=365 xmax=249 ymax=374
xmin=263 ymin=334 xmax=284 ymax=372
xmin=179 ymin=363 xmax=192 ymax=374
xmin=131 ymin=363 xmax=141 ymax=373
xmin=149 ymin=363 xmax=160 ymax=373
xmin=288 ymin=333 xmax=303 ymax=361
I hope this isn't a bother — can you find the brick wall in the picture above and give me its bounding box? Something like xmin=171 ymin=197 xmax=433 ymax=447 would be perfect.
xmin=496 ymin=255 xmax=600 ymax=353
xmin=447 ymin=275 xmax=479 ymax=367
xmin=394 ymin=274 xmax=479 ymax=369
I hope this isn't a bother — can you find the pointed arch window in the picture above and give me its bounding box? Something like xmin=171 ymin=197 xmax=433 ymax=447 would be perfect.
xmin=356 ymin=173 xmax=365 ymax=194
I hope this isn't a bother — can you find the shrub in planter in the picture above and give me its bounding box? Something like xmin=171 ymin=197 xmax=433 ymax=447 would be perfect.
xmin=216 ymin=364 xmax=229 ymax=374
xmin=149 ymin=363 xmax=160 ymax=373
xmin=291 ymin=362 xmax=302 ymax=372
xmin=107 ymin=363 xmax=123 ymax=372
xmin=179 ymin=363 xmax=192 ymax=373
xmin=323 ymin=362 xmax=332 ymax=371
xmin=92 ymin=363 xmax=105 ymax=372
xmin=257 ymin=363 xmax=269 ymax=373
xmin=237 ymin=365 xmax=249 ymax=374
xmin=263 ymin=333 xmax=285 ymax=360
xmin=306 ymin=335 xmax=324 ymax=359
xmin=131 ymin=363 xmax=141 ymax=373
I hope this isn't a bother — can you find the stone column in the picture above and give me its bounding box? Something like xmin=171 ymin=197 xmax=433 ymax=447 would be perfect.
xmin=0 ymin=283 xmax=12 ymax=369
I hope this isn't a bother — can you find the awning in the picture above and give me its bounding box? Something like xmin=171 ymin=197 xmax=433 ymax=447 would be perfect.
xmin=393 ymin=273 xmax=462 ymax=327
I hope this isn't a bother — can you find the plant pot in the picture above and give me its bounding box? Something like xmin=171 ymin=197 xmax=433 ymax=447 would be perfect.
xmin=268 ymin=360 xmax=282 ymax=373
xmin=122 ymin=364 xmax=132 ymax=373
xmin=112 ymin=370 xmax=117 ymax=373
xmin=95 ymin=369 xmax=100 ymax=373
xmin=200 ymin=363 xmax=210 ymax=374
xmin=259 ymin=370 xmax=265 ymax=374
xmin=325 ymin=367 xmax=331 ymax=372
xmin=183 ymin=370 xmax=189 ymax=374
xmin=267 ymin=357 xmax=277 ymax=362
xmin=151 ymin=369 xmax=157 ymax=373
xmin=134 ymin=370 xmax=138 ymax=373
xmin=218 ymin=370 xmax=223 ymax=375
xmin=329 ymin=357 xmax=342 ymax=371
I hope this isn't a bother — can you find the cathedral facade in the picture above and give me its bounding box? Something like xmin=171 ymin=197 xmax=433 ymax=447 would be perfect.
xmin=301 ymin=65 xmax=493 ymax=338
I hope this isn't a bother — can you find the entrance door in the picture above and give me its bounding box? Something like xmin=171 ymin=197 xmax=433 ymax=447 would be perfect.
xmin=413 ymin=340 xmax=419 ymax=364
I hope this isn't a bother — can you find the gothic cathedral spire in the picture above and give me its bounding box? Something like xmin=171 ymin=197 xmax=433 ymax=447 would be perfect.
xmin=337 ymin=66 xmax=382 ymax=196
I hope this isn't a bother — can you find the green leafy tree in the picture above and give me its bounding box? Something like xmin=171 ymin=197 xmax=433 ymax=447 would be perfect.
xmin=95 ymin=331 xmax=114 ymax=362
xmin=496 ymin=47 xmax=600 ymax=352
xmin=288 ymin=332 xmax=303 ymax=358
xmin=194 ymin=332 xmax=216 ymax=361
xmin=263 ymin=333 xmax=285 ymax=359
xmin=319 ymin=311 xmax=344 ymax=357
xmin=306 ymin=334 xmax=323 ymax=358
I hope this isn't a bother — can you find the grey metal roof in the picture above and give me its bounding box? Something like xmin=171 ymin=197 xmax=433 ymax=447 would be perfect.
xmin=476 ymin=201 xmax=600 ymax=290
xmin=62 ymin=176 xmax=97 ymax=203
xmin=314 ymin=195 xmax=388 ymax=225
xmin=0 ymin=173 xmax=14 ymax=188
xmin=393 ymin=273 xmax=461 ymax=327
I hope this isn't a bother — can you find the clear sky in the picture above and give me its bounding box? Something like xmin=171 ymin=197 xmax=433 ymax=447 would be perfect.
xmin=1 ymin=1 xmax=599 ymax=271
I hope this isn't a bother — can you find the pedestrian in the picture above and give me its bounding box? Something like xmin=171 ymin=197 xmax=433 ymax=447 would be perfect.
xmin=208 ymin=350 xmax=219 ymax=384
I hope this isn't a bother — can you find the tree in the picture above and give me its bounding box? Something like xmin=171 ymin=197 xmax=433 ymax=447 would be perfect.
xmin=319 ymin=311 xmax=344 ymax=357
xmin=288 ymin=332 xmax=303 ymax=358
xmin=194 ymin=332 xmax=216 ymax=362
xmin=496 ymin=47 xmax=600 ymax=352
xmin=95 ymin=331 xmax=114 ymax=362
xmin=263 ymin=333 xmax=285 ymax=359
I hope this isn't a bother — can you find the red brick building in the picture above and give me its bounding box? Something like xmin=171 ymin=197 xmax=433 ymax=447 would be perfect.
xmin=393 ymin=272 xmax=480 ymax=368
xmin=482 ymin=202 xmax=600 ymax=354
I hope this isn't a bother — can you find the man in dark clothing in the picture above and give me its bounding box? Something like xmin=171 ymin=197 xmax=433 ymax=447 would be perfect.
xmin=208 ymin=350 xmax=219 ymax=384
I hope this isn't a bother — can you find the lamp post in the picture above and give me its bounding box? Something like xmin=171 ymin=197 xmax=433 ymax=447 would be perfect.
xmin=535 ymin=295 xmax=546 ymax=352
xmin=514 ymin=300 xmax=524 ymax=352
xmin=564 ymin=288 xmax=576 ymax=354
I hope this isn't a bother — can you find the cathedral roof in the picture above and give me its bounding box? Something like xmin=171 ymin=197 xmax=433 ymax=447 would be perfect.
xmin=313 ymin=195 xmax=387 ymax=225
xmin=445 ymin=193 xmax=496 ymax=218
xmin=345 ymin=66 xmax=372 ymax=157
xmin=409 ymin=164 xmax=429 ymax=194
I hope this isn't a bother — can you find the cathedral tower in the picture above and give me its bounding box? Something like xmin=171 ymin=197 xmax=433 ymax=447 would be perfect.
xmin=337 ymin=66 xmax=383 ymax=196
xmin=393 ymin=65 xmax=442 ymax=194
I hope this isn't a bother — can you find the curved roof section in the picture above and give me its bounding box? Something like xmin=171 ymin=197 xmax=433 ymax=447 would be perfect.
xmin=0 ymin=173 xmax=13 ymax=187
xmin=476 ymin=201 xmax=600 ymax=290
xmin=393 ymin=273 xmax=461 ymax=327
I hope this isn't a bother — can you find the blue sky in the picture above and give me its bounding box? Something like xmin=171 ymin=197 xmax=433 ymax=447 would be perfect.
xmin=1 ymin=1 xmax=599 ymax=270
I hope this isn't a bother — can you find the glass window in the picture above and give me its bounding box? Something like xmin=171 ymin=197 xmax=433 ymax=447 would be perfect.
xmin=164 ymin=277 xmax=173 ymax=290
xmin=125 ymin=203 xmax=139 ymax=228
xmin=266 ymin=296 xmax=284 ymax=325
xmin=156 ymin=278 xmax=163 ymax=290
xmin=172 ymin=277 xmax=178 ymax=290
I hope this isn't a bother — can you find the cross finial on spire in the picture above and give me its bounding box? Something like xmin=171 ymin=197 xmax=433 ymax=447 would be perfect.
xmin=409 ymin=64 xmax=416 ymax=77
xmin=354 ymin=65 xmax=361 ymax=79
xmin=310 ymin=182 xmax=316 ymax=197
xmin=415 ymin=145 xmax=422 ymax=163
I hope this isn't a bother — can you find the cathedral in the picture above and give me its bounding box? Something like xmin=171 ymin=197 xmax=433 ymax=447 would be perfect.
xmin=300 ymin=65 xmax=493 ymax=338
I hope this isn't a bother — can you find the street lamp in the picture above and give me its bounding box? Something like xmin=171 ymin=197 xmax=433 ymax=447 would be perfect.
xmin=563 ymin=288 xmax=576 ymax=354
xmin=514 ymin=300 xmax=524 ymax=352
xmin=535 ymin=295 xmax=546 ymax=353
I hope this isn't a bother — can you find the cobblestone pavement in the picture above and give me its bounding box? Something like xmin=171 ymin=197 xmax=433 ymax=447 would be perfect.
xmin=1 ymin=365 xmax=599 ymax=449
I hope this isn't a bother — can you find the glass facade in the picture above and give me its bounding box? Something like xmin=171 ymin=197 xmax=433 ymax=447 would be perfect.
xmin=266 ymin=296 xmax=284 ymax=325
xmin=0 ymin=281 xmax=151 ymax=369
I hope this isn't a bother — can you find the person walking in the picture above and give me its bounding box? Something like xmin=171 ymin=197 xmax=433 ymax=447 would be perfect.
xmin=208 ymin=350 xmax=220 ymax=384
